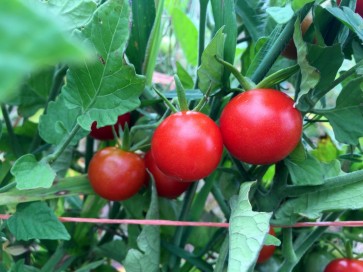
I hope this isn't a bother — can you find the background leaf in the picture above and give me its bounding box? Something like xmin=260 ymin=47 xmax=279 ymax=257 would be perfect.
xmin=0 ymin=0 xmax=88 ymax=102
xmin=321 ymin=78 xmax=363 ymax=145
xmin=7 ymin=202 xmax=70 ymax=241
xmin=172 ymin=7 xmax=198 ymax=66
xmin=197 ymin=27 xmax=225 ymax=94
xmin=228 ymin=182 xmax=272 ymax=272
xmin=11 ymin=154 xmax=56 ymax=190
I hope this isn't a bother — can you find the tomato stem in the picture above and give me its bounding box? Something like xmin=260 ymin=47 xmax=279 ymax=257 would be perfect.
xmin=152 ymin=86 xmax=178 ymax=113
xmin=174 ymin=74 xmax=189 ymax=111
xmin=193 ymin=83 xmax=212 ymax=112
xmin=214 ymin=55 xmax=255 ymax=90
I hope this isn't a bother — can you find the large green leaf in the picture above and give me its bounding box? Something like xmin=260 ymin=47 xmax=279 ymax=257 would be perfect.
xmin=123 ymin=181 xmax=160 ymax=272
xmin=126 ymin=0 xmax=156 ymax=73
xmin=11 ymin=154 xmax=56 ymax=190
xmin=320 ymin=78 xmax=363 ymax=145
xmin=228 ymin=182 xmax=272 ymax=272
xmin=326 ymin=6 xmax=363 ymax=42
xmin=61 ymin=0 xmax=145 ymax=131
xmin=41 ymin=0 xmax=98 ymax=32
xmin=0 ymin=0 xmax=88 ymax=102
xmin=273 ymin=170 xmax=363 ymax=225
xmin=172 ymin=8 xmax=198 ymax=66
xmin=7 ymin=202 xmax=70 ymax=241
xmin=197 ymin=27 xmax=226 ymax=94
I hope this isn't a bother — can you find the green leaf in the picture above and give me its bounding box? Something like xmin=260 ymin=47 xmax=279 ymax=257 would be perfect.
xmin=267 ymin=5 xmax=294 ymax=24
xmin=7 ymin=202 xmax=70 ymax=241
xmin=321 ymin=78 xmax=363 ymax=145
xmin=41 ymin=0 xmax=98 ymax=32
xmin=95 ymin=240 xmax=128 ymax=263
xmin=11 ymin=154 xmax=56 ymax=190
xmin=123 ymin=181 xmax=160 ymax=272
xmin=61 ymin=0 xmax=146 ymax=131
xmin=326 ymin=6 xmax=363 ymax=43
xmin=126 ymin=0 xmax=155 ymax=74
xmin=235 ymin=1 xmax=267 ymax=42
xmin=211 ymin=0 xmax=237 ymax=83
xmin=311 ymin=136 xmax=340 ymax=163
xmin=197 ymin=27 xmax=226 ymax=94
xmin=291 ymin=0 xmax=315 ymax=11
xmin=284 ymin=154 xmax=324 ymax=186
xmin=228 ymin=182 xmax=272 ymax=272
xmin=0 ymin=0 xmax=88 ymax=102
xmin=10 ymin=260 xmax=40 ymax=272
xmin=39 ymin=95 xmax=86 ymax=145
xmin=74 ymin=260 xmax=104 ymax=272
xmin=176 ymin=62 xmax=194 ymax=89
xmin=264 ymin=234 xmax=281 ymax=246
xmin=172 ymin=7 xmax=198 ymax=66
xmin=273 ymin=170 xmax=363 ymax=225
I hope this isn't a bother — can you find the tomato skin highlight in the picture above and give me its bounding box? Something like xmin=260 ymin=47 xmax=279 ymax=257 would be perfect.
xmin=88 ymin=147 xmax=146 ymax=201
xmin=257 ymin=228 xmax=276 ymax=264
xmin=220 ymin=89 xmax=302 ymax=165
xmin=145 ymin=151 xmax=191 ymax=199
xmin=324 ymin=258 xmax=363 ymax=272
xmin=90 ymin=113 xmax=131 ymax=140
xmin=151 ymin=111 xmax=223 ymax=182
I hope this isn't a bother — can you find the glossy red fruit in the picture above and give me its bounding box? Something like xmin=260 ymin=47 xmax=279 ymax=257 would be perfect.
xmin=145 ymin=151 xmax=191 ymax=199
xmin=88 ymin=147 xmax=145 ymax=201
xmin=257 ymin=228 xmax=276 ymax=264
xmin=90 ymin=113 xmax=131 ymax=140
xmin=220 ymin=89 xmax=302 ymax=165
xmin=338 ymin=0 xmax=363 ymax=17
xmin=324 ymin=258 xmax=363 ymax=272
xmin=151 ymin=111 xmax=223 ymax=182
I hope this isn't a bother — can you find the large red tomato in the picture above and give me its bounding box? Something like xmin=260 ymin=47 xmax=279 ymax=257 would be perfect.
xmin=144 ymin=151 xmax=191 ymax=199
xmin=257 ymin=228 xmax=276 ymax=264
xmin=338 ymin=0 xmax=363 ymax=17
xmin=220 ymin=89 xmax=302 ymax=165
xmin=151 ymin=111 xmax=223 ymax=182
xmin=88 ymin=147 xmax=145 ymax=201
xmin=324 ymin=258 xmax=363 ymax=272
xmin=90 ymin=113 xmax=131 ymax=140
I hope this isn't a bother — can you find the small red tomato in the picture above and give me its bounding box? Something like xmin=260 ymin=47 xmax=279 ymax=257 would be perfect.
xmin=145 ymin=151 xmax=191 ymax=199
xmin=257 ymin=228 xmax=276 ymax=264
xmin=338 ymin=0 xmax=363 ymax=17
xmin=151 ymin=111 xmax=223 ymax=182
xmin=220 ymin=89 xmax=302 ymax=165
xmin=90 ymin=113 xmax=131 ymax=140
xmin=88 ymin=147 xmax=145 ymax=201
xmin=324 ymin=258 xmax=363 ymax=272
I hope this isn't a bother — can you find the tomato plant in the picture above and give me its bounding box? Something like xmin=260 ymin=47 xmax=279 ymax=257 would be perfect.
xmin=151 ymin=111 xmax=223 ymax=181
xmin=220 ymin=89 xmax=302 ymax=165
xmin=324 ymin=258 xmax=363 ymax=272
xmin=87 ymin=147 xmax=146 ymax=201
xmin=89 ymin=112 xmax=131 ymax=140
xmin=144 ymin=151 xmax=191 ymax=199
xmin=257 ymin=228 xmax=276 ymax=264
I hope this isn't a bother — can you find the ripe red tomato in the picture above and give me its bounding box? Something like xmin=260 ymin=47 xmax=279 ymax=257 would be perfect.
xmin=88 ymin=147 xmax=145 ymax=201
xmin=144 ymin=151 xmax=191 ymax=199
xmin=338 ymin=0 xmax=363 ymax=17
xmin=324 ymin=258 xmax=363 ymax=272
xmin=220 ymin=89 xmax=302 ymax=165
xmin=90 ymin=113 xmax=131 ymax=140
xmin=151 ymin=111 xmax=223 ymax=182
xmin=257 ymin=228 xmax=276 ymax=264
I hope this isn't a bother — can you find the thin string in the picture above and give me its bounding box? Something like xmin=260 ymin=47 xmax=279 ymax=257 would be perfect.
xmin=1 ymin=214 xmax=363 ymax=228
